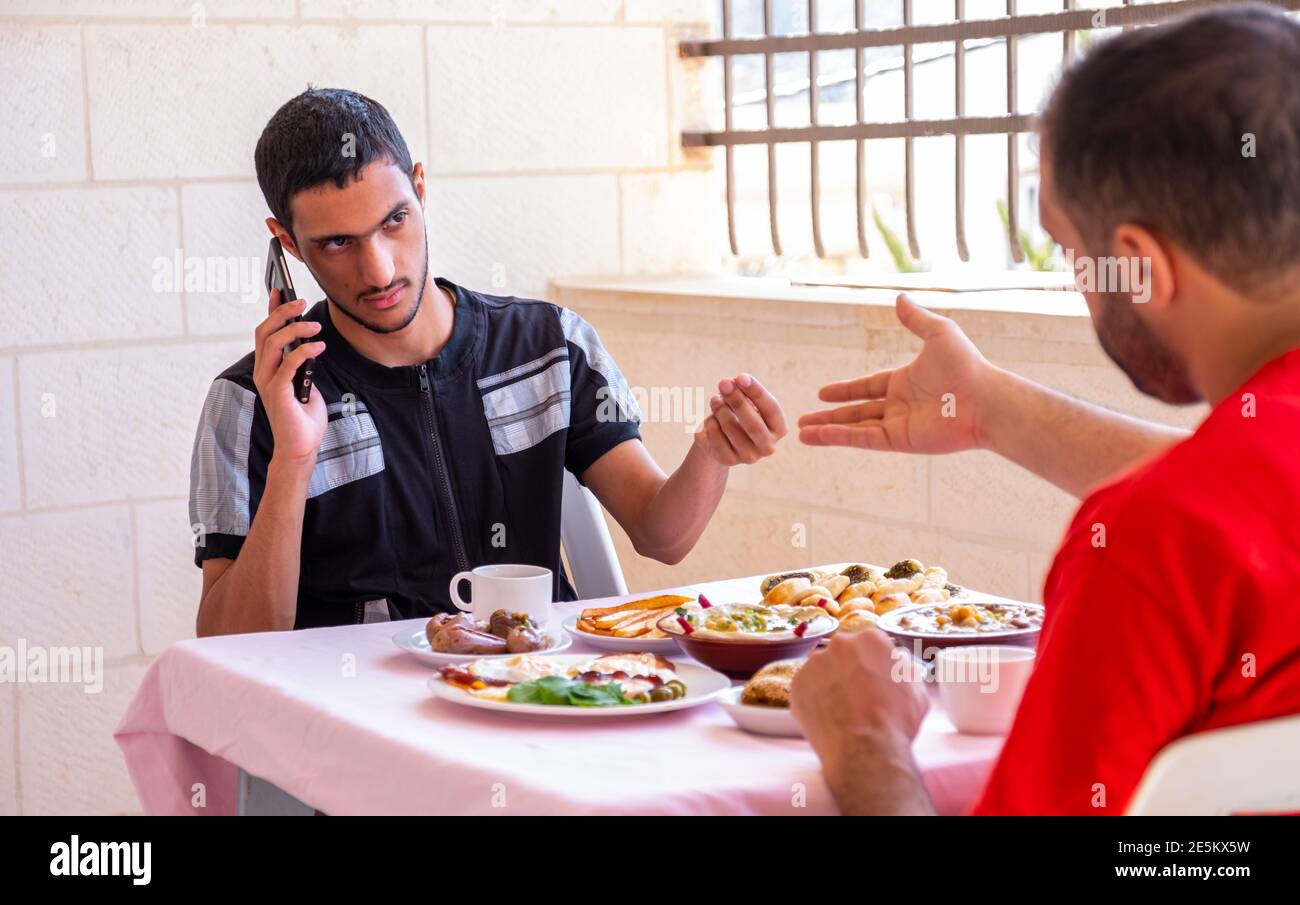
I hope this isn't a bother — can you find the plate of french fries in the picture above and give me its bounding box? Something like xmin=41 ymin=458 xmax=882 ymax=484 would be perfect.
xmin=563 ymin=594 xmax=697 ymax=654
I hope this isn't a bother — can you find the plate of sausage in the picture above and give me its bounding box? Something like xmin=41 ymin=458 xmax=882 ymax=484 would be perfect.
xmin=393 ymin=610 xmax=571 ymax=668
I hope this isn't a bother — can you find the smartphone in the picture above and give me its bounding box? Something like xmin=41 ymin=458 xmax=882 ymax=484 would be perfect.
xmin=264 ymin=237 xmax=315 ymax=404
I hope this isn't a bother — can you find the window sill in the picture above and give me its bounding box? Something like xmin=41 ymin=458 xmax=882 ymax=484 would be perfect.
xmin=550 ymin=274 xmax=1088 ymax=319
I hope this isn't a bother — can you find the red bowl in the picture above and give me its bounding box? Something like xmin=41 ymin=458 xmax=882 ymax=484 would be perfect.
xmin=656 ymin=612 xmax=838 ymax=679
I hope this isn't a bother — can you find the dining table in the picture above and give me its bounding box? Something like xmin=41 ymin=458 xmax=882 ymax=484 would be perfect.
xmin=115 ymin=567 xmax=1008 ymax=815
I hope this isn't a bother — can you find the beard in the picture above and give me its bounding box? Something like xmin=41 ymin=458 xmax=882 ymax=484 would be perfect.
xmin=328 ymin=237 xmax=430 ymax=336
xmin=1091 ymin=290 xmax=1202 ymax=405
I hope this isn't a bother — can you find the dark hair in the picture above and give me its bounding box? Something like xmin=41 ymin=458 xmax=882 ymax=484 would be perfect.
xmin=254 ymin=87 xmax=414 ymax=235
xmin=1040 ymin=4 xmax=1300 ymax=292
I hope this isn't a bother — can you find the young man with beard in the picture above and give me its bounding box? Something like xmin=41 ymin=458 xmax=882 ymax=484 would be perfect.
xmin=790 ymin=4 xmax=1300 ymax=814
xmin=191 ymin=88 xmax=787 ymax=635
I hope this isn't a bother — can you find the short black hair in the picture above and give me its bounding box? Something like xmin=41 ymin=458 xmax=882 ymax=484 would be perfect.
xmin=254 ymin=87 xmax=414 ymax=236
xmin=1041 ymin=4 xmax=1300 ymax=293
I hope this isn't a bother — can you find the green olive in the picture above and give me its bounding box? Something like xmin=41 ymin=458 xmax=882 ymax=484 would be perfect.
xmin=649 ymin=686 xmax=674 ymax=702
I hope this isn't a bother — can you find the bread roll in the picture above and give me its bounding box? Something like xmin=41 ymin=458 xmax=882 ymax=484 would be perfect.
xmin=788 ymin=584 xmax=830 ymax=605
xmin=818 ymin=574 xmax=850 ymax=599
xmin=741 ymin=659 xmax=804 ymax=707
xmin=839 ymin=599 xmax=877 ymax=617
xmin=840 ymin=564 xmax=878 ymax=585
xmin=764 ymin=577 xmax=811 ymax=605
xmin=872 ymin=592 xmax=911 ymax=615
xmin=838 ymin=582 xmax=876 ymax=604
xmin=760 ymin=571 xmax=814 ymax=597
xmin=910 ymin=587 xmax=950 ymax=604
xmin=838 ymin=610 xmax=879 ymax=633
xmin=872 ymin=577 xmax=917 ymax=597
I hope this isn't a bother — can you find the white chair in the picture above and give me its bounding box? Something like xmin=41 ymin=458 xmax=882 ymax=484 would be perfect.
xmin=559 ymin=469 xmax=628 ymax=600
xmin=1125 ymin=714 xmax=1300 ymax=815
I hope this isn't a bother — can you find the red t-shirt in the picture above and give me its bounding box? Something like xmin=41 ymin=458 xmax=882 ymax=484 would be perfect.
xmin=972 ymin=348 xmax=1300 ymax=815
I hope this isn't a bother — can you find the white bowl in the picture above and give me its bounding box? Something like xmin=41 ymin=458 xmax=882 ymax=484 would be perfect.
xmin=715 ymin=686 xmax=805 ymax=738
xmin=934 ymin=645 xmax=1036 ymax=735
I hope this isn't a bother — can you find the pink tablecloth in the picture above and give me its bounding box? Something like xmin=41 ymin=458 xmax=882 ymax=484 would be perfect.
xmin=115 ymin=573 xmax=1003 ymax=815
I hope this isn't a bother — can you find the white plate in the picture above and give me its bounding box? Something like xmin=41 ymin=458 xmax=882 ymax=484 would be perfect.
xmin=561 ymin=614 xmax=683 ymax=655
xmin=393 ymin=624 xmax=571 ymax=668
xmin=715 ymin=686 xmax=805 ymax=738
xmin=426 ymin=654 xmax=730 ymax=719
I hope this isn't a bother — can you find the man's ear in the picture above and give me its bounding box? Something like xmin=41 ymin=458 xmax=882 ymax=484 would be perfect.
xmin=411 ymin=161 xmax=426 ymax=208
xmin=1111 ymin=223 xmax=1174 ymax=309
xmin=265 ymin=216 xmax=304 ymax=262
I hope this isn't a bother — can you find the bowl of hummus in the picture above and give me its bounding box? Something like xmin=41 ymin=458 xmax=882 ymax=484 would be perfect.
xmin=657 ymin=602 xmax=837 ymax=678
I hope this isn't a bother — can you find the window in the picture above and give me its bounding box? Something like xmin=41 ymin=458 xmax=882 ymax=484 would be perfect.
xmin=681 ymin=0 xmax=1300 ymax=286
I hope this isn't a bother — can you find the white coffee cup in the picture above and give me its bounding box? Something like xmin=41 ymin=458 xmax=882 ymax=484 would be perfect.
xmin=934 ymin=645 xmax=1036 ymax=736
xmin=449 ymin=564 xmax=553 ymax=625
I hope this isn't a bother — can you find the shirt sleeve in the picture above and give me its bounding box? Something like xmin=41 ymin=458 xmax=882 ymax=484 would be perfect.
xmin=970 ymin=513 xmax=1218 ymax=815
xmin=188 ymin=377 xmax=258 ymax=567
xmin=559 ymin=308 xmax=642 ymax=482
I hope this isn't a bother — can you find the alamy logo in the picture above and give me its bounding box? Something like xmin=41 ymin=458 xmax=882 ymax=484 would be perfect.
xmin=49 ymin=836 xmax=151 ymax=885
xmin=1062 ymin=248 xmax=1152 ymax=303
xmin=0 ymin=640 xmax=103 ymax=693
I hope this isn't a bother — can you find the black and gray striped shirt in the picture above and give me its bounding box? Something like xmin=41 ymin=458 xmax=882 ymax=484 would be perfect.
xmin=187 ymin=277 xmax=641 ymax=628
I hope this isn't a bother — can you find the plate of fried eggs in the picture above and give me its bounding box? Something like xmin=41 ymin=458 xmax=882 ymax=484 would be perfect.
xmin=428 ymin=652 xmax=731 ymax=718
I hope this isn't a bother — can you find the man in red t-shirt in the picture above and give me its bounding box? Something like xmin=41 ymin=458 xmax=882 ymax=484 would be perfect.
xmin=788 ymin=5 xmax=1300 ymax=815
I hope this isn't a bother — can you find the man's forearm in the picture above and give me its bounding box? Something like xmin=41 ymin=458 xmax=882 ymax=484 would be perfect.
xmin=196 ymin=455 xmax=314 ymax=636
xmin=821 ymin=731 xmax=937 ymax=816
xmin=632 ymin=442 xmax=729 ymax=565
xmin=978 ymin=366 xmax=1190 ymax=499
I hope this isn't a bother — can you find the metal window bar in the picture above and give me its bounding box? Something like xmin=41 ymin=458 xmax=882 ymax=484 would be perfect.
xmin=682 ymin=0 xmax=1300 ymax=263
xmin=903 ymin=0 xmax=918 ymax=260
xmin=955 ymin=0 xmax=968 ymax=262
xmin=854 ymin=0 xmax=868 ymax=256
xmin=764 ymin=0 xmax=782 ymax=256
xmin=722 ymin=0 xmax=738 ymax=254
xmin=1006 ymin=0 xmax=1022 ymax=264
xmin=809 ymin=0 xmax=825 ymax=258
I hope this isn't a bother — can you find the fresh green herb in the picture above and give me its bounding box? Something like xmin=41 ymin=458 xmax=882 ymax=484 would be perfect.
xmin=675 ymin=607 xmax=688 ymax=617
xmin=506 ymin=675 xmax=634 ymax=707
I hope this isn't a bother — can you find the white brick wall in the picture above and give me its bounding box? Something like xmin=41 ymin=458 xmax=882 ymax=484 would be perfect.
xmin=300 ymin=1 xmax=623 ymax=22
xmin=0 ymin=187 xmax=183 ymax=347
xmin=0 ymin=506 xmax=137 ymax=659
xmin=0 ymin=360 xmax=20 ymax=514
xmin=181 ymin=182 xmax=325 ymax=336
xmin=2 ymin=2 xmax=296 ymax=17
xmin=134 ymin=498 xmax=203 ymax=655
xmin=426 ymin=173 xmax=621 ymax=299
xmin=0 ymin=684 xmax=16 ymax=816
xmin=92 ymin=25 xmax=428 ymax=179
xmin=0 ymin=25 xmax=87 ymax=183
xmin=17 ymin=662 xmax=152 ymax=816
xmin=625 ymin=0 xmax=714 ymax=23
xmin=0 ymin=2 xmax=717 ymax=815
xmin=425 ymin=25 xmax=668 ymax=172
xmin=18 ymin=341 xmax=247 ymax=508
xmin=622 ymin=171 xmax=722 ymax=275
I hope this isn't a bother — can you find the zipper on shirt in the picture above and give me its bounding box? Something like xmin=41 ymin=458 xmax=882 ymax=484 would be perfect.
xmin=419 ymin=364 xmax=471 ymax=574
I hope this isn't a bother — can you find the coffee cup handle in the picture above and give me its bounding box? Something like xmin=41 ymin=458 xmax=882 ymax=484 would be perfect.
xmin=449 ymin=572 xmax=475 ymax=612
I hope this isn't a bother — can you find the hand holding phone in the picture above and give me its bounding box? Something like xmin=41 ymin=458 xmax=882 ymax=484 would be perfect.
xmin=264 ymin=237 xmax=316 ymax=404
xmin=253 ymin=239 xmax=327 ymax=467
